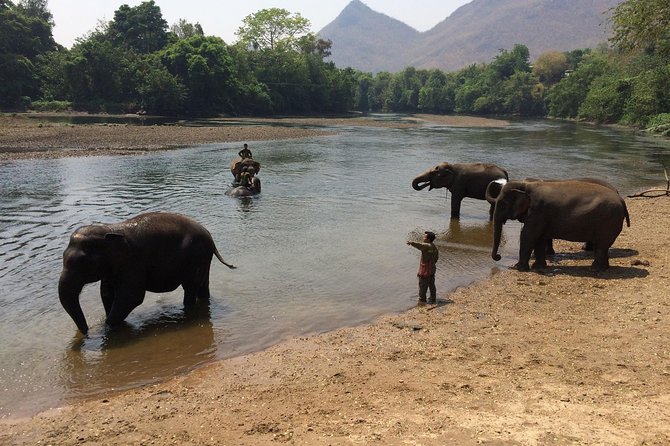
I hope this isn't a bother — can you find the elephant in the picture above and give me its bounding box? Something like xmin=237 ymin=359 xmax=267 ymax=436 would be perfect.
xmin=485 ymin=177 xmax=628 ymax=254
xmin=412 ymin=162 xmax=508 ymax=219
xmin=58 ymin=212 xmax=236 ymax=335
xmin=491 ymin=180 xmax=630 ymax=271
xmin=230 ymin=156 xmax=261 ymax=183
xmin=225 ymin=176 xmax=261 ymax=197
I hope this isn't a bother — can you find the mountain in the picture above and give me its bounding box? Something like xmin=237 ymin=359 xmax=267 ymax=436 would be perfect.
xmin=318 ymin=0 xmax=419 ymax=73
xmin=318 ymin=0 xmax=622 ymax=73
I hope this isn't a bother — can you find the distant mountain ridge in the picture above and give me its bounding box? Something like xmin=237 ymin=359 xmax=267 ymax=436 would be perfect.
xmin=318 ymin=0 xmax=622 ymax=73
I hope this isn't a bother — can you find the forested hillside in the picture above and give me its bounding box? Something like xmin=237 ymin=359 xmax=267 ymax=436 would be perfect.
xmin=1 ymin=0 xmax=668 ymax=135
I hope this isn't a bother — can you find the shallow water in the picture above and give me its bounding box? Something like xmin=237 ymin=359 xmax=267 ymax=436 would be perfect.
xmin=1 ymin=116 xmax=668 ymax=419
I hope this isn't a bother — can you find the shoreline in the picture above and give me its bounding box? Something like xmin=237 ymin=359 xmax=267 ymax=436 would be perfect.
xmin=1 ymin=115 xmax=669 ymax=444
xmin=0 ymin=113 xmax=509 ymax=161
xmin=2 ymin=195 xmax=669 ymax=444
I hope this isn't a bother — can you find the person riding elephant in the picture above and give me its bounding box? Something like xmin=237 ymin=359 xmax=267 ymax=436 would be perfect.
xmin=230 ymin=157 xmax=261 ymax=183
xmin=58 ymin=212 xmax=236 ymax=334
xmin=412 ymin=162 xmax=508 ymax=220
xmin=490 ymin=179 xmax=630 ymax=271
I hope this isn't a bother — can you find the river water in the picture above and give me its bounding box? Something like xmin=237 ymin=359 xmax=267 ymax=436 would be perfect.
xmin=1 ymin=116 xmax=668 ymax=419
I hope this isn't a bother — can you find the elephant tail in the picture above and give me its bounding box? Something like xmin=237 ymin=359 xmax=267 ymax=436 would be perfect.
xmin=624 ymin=202 xmax=631 ymax=227
xmin=213 ymin=245 xmax=236 ymax=269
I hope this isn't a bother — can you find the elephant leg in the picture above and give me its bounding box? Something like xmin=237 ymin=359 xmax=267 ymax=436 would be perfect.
xmin=582 ymin=241 xmax=594 ymax=251
xmin=591 ymin=244 xmax=610 ymax=271
xmin=546 ymin=239 xmax=555 ymax=256
xmin=106 ymin=286 xmax=145 ymax=327
xmin=515 ymin=227 xmax=534 ymax=271
xmin=182 ymin=266 xmax=211 ymax=306
xmin=532 ymin=240 xmax=548 ymax=270
xmin=450 ymin=195 xmax=462 ymax=219
xmin=100 ymin=279 xmax=114 ymax=316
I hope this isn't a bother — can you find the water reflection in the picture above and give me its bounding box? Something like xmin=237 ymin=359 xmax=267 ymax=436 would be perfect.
xmin=63 ymin=301 xmax=214 ymax=400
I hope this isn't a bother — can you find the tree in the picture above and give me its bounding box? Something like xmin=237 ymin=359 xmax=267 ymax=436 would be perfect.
xmin=0 ymin=0 xmax=57 ymax=107
xmin=107 ymin=1 xmax=168 ymax=54
xmin=545 ymin=53 xmax=609 ymax=118
xmin=610 ymin=0 xmax=670 ymax=55
xmin=170 ymin=19 xmax=203 ymax=40
xmin=235 ymin=8 xmax=310 ymax=52
xmin=533 ymin=51 xmax=568 ymax=85
xmin=15 ymin=0 xmax=52 ymax=25
xmin=160 ymin=35 xmax=240 ymax=114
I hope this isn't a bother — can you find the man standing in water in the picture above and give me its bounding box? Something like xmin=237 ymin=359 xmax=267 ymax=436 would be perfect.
xmin=406 ymin=231 xmax=439 ymax=304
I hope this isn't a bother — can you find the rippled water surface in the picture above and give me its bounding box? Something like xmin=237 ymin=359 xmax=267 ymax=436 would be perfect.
xmin=1 ymin=117 xmax=668 ymax=419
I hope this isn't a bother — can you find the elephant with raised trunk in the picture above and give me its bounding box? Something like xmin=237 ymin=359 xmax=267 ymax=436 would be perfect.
xmin=58 ymin=212 xmax=236 ymax=334
xmin=491 ymin=180 xmax=630 ymax=271
xmin=412 ymin=162 xmax=508 ymax=219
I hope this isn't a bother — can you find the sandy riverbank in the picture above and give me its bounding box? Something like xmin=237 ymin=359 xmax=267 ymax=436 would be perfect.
xmin=2 ymin=195 xmax=669 ymax=444
xmin=1 ymin=114 xmax=668 ymax=444
xmin=0 ymin=113 xmax=508 ymax=161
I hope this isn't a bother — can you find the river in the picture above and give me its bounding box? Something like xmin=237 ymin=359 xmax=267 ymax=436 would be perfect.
xmin=0 ymin=116 xmax=668 ymax=419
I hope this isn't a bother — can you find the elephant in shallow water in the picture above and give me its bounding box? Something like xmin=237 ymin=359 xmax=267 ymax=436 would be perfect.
xmin=412 ymin=162 xmax=508 ymax=219
xmin=58 ymin=212 xmax=236 ymax=334
xmin=491 ymin=180 xmax=630 ymax=271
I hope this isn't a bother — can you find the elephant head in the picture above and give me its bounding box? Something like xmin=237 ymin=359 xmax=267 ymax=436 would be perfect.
xmin=491 ymin=182 xmax=530 ymax=261
xmin=411 ymin=163 xmax=456 ymax=191
xmin=58 ymin=226 xmax=130 ymax=334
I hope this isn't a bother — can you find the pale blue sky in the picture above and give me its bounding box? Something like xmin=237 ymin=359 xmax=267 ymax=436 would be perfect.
xmin=48 ymin=0 xmax=472 ymax=48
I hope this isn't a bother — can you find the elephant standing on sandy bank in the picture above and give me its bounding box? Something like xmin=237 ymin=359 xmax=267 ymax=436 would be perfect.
xmin=58 ymin=212 xmax=236 ymax=334
xmin=485 ymin=176 xmax=628 ymax=255
xmin=491 ymin=180 xmax=630 ymax=271
xmin=412 ymin=162 xmax=508 ymax=219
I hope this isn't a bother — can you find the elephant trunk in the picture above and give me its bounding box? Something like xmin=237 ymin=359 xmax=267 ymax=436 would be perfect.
xmin=58 ymin=274 xmax=89 ymax=334
xmin=485 ymin=179 xmax=506 ymax=205
xmin=411 ymin=177 xmax=429 ymax=191
xmin=491 ymin=214 xmax=504 ymax=262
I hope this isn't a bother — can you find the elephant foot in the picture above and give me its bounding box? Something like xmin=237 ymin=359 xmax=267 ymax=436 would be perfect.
xmin=512 ymin=262 xmax=530 ymax=272
xmin=591 ymin=261 xmax=609 ymax=271
xmin=531 ymin=260 xmax=547 ymax=270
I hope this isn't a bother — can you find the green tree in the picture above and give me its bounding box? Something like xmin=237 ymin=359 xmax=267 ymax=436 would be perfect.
xmin=235 ymin=8 xmax=310 ymax=52
xmin=533 ymin=51 xmax=568 ymax=85
xmin=107 ymin=1 xmax=168 ymax=54
xmin=160 ymin=35 xmax=240 ymax=114
xmin=546 ymin=53 xmax=609 ymax=118
xmin=0 ymin=0 xmax=57 ymax=107
xmin=610 ymin=0 xmax=670 ymax=55
xmin=170 ymin=19 xmax=204 ymax=40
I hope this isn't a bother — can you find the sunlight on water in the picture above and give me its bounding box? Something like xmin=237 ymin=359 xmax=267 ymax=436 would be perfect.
xmin=0 ymin=117 xmax=668 ymax=419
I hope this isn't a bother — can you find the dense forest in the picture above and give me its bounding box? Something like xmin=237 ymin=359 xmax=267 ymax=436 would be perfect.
xmin=1 ymin=0 xmax=668 ymax=134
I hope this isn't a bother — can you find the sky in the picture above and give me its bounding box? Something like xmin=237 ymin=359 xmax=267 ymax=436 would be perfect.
xmin=48 ymin=0 xmax=473 ymax=49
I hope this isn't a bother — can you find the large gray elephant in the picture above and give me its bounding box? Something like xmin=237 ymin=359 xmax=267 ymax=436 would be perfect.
xmin=58 ymin=212 xmax=236 ymax=334
xmin=485 ymin=177 xmax=627 ymax=254
xmin=491 ymin=180 xmax=630 ymax=271
xmin=412 ymin=162 xmax=508 ymax=219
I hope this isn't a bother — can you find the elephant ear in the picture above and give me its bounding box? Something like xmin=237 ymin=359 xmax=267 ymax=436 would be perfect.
xmin=510 ymin=189 xmax=531 ymax=221
xmin=104 ymin=233 xmax=131 ymax=260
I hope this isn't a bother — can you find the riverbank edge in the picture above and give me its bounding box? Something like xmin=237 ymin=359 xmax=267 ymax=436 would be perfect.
xmin=2 ymin=194 xmax=669 ymax=445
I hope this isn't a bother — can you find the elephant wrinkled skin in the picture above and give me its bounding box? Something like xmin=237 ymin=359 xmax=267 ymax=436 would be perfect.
xmin=58 ymin=212 xmax=236 ymax=334
xmin=491 ymin=180 xmax=630 ymax=271
xmin=412 ymin=162 xmax=508 ymax=219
